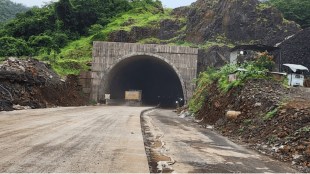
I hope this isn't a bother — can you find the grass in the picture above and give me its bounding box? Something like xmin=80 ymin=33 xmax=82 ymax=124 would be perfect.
xmin=297 ymin=126 xmax=310 ymax=132
xmin=36 ymin=36 xmax=92 ymax=76
xmin=256 ymin=3 xmax=271 ymax=11
xmin=39 ymin=5 xmax=177 ymax=76
xmin=263 ymin=107 xmax=278 ymax=121
xmin=189 ymin=54 xmax=273 ymax=113
xmin=243 ymin=119 xmax=252 ymax=125
xmin=91 ymin=7 xmax=177 ymax=42
xmin=138 ymin=37 xmax=162 ymax=44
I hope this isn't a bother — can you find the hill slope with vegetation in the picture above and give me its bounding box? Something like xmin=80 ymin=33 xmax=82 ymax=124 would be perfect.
xmin=187 ymin=53 xmax=310 ymax=172
xmin=0 ymin=0 xmax=28 ymax=23
xmin=267 ymin=0 xmax=310 ymax=28
xmin=0 ymin=0 xmax=308 ymax=76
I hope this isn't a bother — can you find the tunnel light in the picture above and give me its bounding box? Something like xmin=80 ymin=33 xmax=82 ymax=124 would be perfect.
xmin=240 ymin=51 xmax=247 ymax=55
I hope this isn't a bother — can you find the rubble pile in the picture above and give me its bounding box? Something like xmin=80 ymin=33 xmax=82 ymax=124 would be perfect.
xmin=196 ymin=79 xmax=310 ymax=172
xmin=0 ymin=58 xmax=87 ymax=111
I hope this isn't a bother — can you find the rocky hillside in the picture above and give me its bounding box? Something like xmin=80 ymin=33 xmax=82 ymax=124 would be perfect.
xmin=51 ymin=0 xmax=302 ymax=75
xmin=0 ymin=0 xmax=28 ymax=23
xmin=192 ymin=78 xmax=310 ymax=172
xmin=183 ymin=0 xmax=300 ymax=45
xmin=108 ymin=0 xmax=300 ymax=46
xmin=0 ymin=0 xmax=303 ymax=76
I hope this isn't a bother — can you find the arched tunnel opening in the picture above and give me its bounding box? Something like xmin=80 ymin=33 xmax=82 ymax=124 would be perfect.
xmin=106 ymin=55 xmax=184 ymax=108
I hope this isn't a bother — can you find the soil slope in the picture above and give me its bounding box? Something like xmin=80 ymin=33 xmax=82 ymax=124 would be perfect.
xmin=196 ymin=79 xmax=310 ymax=172
xmin=0 ymin=58 xmax=87 ymax=111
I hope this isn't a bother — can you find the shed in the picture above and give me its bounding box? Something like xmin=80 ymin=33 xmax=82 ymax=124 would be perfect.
xmin=230 ymin=44 xmax=279 ymax=65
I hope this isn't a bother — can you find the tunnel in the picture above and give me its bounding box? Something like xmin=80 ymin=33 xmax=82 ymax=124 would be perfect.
xmin=106 ymin=55 xmax=184 ymax=107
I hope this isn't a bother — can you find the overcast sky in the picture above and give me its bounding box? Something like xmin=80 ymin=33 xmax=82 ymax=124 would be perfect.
xmin=11 ymin=0 xmax=196 ymax=8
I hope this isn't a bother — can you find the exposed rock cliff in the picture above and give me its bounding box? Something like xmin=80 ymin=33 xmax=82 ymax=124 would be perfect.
xmin=273 ymin=28 xmax=310 ymax=71
xmin=185 ymin=0 xmax=301 ymax=45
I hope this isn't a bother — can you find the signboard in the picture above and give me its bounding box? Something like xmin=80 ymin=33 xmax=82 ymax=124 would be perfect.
xmin=125 ymin=91 xmax=142 ymax=101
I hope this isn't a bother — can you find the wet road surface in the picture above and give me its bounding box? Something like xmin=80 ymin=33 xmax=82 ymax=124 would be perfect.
xmin=0 ymin=106 xmax=149 ymax=173
xmin=143 ymin=109 xmax=297 ymax=173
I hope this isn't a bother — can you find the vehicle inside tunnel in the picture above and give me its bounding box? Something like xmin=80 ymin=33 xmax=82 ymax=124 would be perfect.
xmin=106 ymin=55 xmax=184 ymax=108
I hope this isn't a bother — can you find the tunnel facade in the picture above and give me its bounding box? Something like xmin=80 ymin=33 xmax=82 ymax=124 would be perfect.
xmin=91 ymin=42 xmax=198 ymax=106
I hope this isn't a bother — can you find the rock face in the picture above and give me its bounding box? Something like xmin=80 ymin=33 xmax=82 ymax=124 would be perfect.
xmin=185 ymin=0 xmax=300 ymax=45
xmin=197 ymin=45 xmax=231 ymax=73
xmin=273 ymin=28 xmax=310 ymax=71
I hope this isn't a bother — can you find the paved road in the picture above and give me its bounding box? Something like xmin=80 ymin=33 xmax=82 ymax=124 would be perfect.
xmin=0 ymin=106 xmax=149 ymax=173
xmin=143 ymin=109 xmax=297 ymax=173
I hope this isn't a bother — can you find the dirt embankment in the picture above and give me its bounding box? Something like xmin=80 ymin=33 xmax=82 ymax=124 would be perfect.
xmin=0 ymin=58 xmax=87 ymax=111
xmin=195 ymin=79 xmax=310 ymax=172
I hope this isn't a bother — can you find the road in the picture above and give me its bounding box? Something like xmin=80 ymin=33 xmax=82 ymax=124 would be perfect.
xmin=0 ymin=106 xmax=149 ymax=173
xmin=143 ymin=109 xmax=297 ymax=173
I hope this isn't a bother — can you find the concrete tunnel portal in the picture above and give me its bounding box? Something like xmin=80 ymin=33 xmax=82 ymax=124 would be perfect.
xmin=106 ymin=55 xmax=184 ymax=107
xmin=90 ymin=42 xmax=198 ymax=107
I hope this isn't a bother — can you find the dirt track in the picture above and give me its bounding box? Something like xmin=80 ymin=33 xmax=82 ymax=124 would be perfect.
xmin=0 ymin=106 xmax=149 ymax=173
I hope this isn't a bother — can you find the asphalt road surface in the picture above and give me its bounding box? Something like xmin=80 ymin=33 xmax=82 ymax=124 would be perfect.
xmin=0 ymin=106 xmax=150 ymax=173
xmin=143 ymin=109 xmax=297 ymax=173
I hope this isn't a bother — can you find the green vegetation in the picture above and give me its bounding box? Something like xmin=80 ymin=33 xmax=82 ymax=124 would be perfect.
xmin=91 ymin=4 xmax=170 ymax=42
xmin=0 ymin=36 xmax=32 ymax=57
xmin=0 ymin=0 xmax=28 ymax=23
xmin=0 ymin=0 xmax=132 ymax=52
xmin=0 ymin=0 xmax=167 ymax=75
xmin=139 ymin=37 xmax=162 ymax=44
xmin=256 ymin=3 xmax=271 ymax=11
xmin=51 ymin=0 xmax=168 ymax=75
xmin=0 ymin=0 xmax=235 ymax=76
xmin=263 ymin=107 xmax=279 ymax=121
xmin=267 ymin=0 xmax=310 ymax=28
xmin=297 ymin=126 xmax=310 ymax=133
xmin=243 ymin=119 xmax=252 ymax=125
xmin=189 ymin=52 xmax=275 ymax=113
xmin=267 ymin=135 xmax=278 ymax=144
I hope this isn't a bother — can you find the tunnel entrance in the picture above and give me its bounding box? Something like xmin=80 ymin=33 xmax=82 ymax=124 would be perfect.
xmin=106 ymin=55 xmax=184 ymax=107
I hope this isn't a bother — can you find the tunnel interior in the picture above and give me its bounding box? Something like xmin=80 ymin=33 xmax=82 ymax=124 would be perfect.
xmin=106 ymin=55 xmax=184 ymax=107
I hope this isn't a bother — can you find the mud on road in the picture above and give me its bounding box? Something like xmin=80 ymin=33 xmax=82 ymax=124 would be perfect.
xmin=141 ymin=109 xmax=297 ymax=173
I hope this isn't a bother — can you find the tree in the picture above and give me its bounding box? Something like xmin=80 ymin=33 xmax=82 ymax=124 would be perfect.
xmin=268 ymin=0 xmax=310 ymax=28
xmin=29 ymin=35 xmax=55 ymax=55
xmin=3 ymin=6 xmax=56 ymax=39
xmin=55 ymin=0 xmax=78 ymax=32
xmin=0 ymin=37 xmax=32 ymax=57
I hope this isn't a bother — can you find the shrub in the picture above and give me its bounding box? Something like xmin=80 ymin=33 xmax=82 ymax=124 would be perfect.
xmin=189 ymin=52 xmax=275 ymax=113
xmin=0 ymin=36 xmax=32 ymax=57
xmin=263 ymin=107 xmax=279 ymax=121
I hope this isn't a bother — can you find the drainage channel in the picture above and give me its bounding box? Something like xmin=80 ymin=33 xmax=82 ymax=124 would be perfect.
xmin=140 ymin=109 xmax=175 ymax=173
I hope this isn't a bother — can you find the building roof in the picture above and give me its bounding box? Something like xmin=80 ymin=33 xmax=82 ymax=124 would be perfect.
xmin=231 ymin=44 xmax=280 ymax=52
xmin=283 ymin=64 xmax=309 ymax=72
